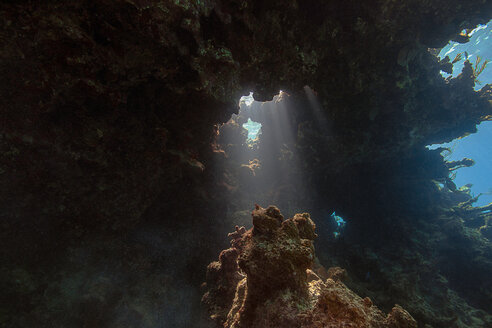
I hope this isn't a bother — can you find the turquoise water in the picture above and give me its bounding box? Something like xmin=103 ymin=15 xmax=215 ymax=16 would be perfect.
xmin=243 ymin=118 xmax=262 ymax=140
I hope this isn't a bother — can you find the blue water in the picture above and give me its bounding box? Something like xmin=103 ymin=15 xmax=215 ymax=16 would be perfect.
xmin=240 ymin=93 xmax=262 ymax=140
xmin=243 ymin=118 xmax=262 ymax=140
xmin=431 ymin=21 xmax=492 ymax=206
xmin=331 ymin=212 xmax=346 ymax=238
xmin=439 ymin=21 xmax=492 ymax=90
xmin=429 ymin=121 xmax=492 ymax=206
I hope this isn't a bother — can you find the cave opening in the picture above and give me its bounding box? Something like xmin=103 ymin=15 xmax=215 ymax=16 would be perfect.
xmin=438 ymin=19 xmax=492 ymax=90
xmin=242 ymin=118 xmax=262 ymax=141
xmin=216 ymin=88 xmax=354 ymax=252
xmin=427 ymin=19 xmax=492 ymax=207
xmin=238 ymin=93 xmax=262 ymax=142
xmin=216 ymin=90 xmax=314 ymax=220
xmin=428 ymin=120 xmax=492 ymax=206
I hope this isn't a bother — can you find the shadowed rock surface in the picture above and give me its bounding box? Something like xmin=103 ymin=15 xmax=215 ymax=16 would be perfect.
xmin=0 ymin=0 xmax=492 ymax=327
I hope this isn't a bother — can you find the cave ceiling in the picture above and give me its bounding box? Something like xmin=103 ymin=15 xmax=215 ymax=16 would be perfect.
xmin=1 ymin=0 xmax=492 ymax=327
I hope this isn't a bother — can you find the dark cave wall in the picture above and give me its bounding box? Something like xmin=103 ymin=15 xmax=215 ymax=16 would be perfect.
xmin=1 ymin=0 xmax=492 ymax=327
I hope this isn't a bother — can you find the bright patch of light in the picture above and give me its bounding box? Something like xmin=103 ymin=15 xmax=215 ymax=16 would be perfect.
xmin=331 ymin=212 xmax=346 ymax=238
xmin=443 ymin=43 xmax=459 ymax=58
xmin=240 ymin=92 xmax=254 ymax=107
xmin=438 ymin=20 xmax=492 ymax=90
xmin=431 ymin=21 xmax=492 ymax=206
xmin=242 ymin=118 xmax=262 ymax=140
xmin=469 ymin=24 xmax=488 ymax=37
xmin=426 ymin=144 xmax=444 ymax=150
xmin=427 ymin=121 xmax=492 ymax=207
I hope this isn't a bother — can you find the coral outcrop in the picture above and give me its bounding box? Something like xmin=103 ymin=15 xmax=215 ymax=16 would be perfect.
xmin=203 ymin=205 xmax=417 ymax=328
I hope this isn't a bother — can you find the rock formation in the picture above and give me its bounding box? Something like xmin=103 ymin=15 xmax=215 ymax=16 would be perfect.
xmin=1 ymin=0 xmax=492 ymax=327
xmin=203 ymin=205 xmax=417 ymax=328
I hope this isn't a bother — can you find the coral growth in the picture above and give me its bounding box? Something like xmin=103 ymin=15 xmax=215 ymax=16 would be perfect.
xmin=1 ymin=0 xmax=491 ymax=326
xmin=203 ymin=205 xmax=417 ymax=328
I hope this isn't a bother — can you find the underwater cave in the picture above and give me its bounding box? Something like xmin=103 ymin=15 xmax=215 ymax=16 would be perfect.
xmin=1 ymin=1 xmax=492 ymax=328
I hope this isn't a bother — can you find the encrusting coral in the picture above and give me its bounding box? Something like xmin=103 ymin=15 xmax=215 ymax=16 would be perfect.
xmin=202 ymin=205 xmax=417 ymax=328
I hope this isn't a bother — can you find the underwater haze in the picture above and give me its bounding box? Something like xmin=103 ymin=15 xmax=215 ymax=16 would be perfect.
xmin=1 ymin=2 xmax=492 ymax=328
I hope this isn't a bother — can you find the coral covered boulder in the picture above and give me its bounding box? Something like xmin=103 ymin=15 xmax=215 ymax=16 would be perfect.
xmin=202 ymin=205 xmax=417 ymax=328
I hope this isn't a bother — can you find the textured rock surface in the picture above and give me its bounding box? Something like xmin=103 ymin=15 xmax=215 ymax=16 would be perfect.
xmin=203 ymin=205 xmax=417 ymax=328
xmin=1 ymin=0 xmax=492 ymax=327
